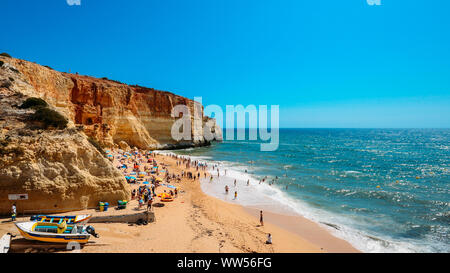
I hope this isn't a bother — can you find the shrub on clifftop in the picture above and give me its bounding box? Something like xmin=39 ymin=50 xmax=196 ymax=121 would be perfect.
xmin=30 ymin=107 xmax=68 ymax=129
xmin=19 ymin=97 xmax=48 ymax=109
xmin=0 ymin=52 xmax=11 ymax=58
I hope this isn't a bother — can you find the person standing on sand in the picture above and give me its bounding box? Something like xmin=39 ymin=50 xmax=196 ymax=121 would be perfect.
xmin=144 ymin=191 xmax=149 ymax=203
xmin=225 ymin=185 xmax=229 ymax=194
xmin=147 ymin=197 xmax=153 ymax=211
xmin=247 ymin=179 xmax=250 ymax=186
xmin=11 ymin=203 xmax=16 ymax=222
xmin=260 ymin=210 xmax=264 ymax=226
xmin=234 ymin=179 xmax=237 ymax=187
xmin=234 ymin=191 xmax=237 ymax=199
xmin=266 ymin=233 xmax=272 ymax=244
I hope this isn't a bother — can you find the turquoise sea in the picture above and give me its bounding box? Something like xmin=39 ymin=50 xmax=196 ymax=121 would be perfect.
xmin=166 ymin=129 xmax=450 ymax=253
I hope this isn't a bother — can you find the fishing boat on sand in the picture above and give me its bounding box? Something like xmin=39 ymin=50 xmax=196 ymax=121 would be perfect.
xmin=15 ymin=221 xmax=99 ymax=244
xmin=30 ymin=214 xmax=91 ymax=224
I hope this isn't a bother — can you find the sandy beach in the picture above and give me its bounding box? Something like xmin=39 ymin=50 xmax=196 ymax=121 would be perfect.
xmin=0 ymin=150 xmax=359 ymax=253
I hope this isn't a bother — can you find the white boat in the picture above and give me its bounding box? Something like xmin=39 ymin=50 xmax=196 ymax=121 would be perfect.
xmin=15 ymin=221 xmax=98 ymax=244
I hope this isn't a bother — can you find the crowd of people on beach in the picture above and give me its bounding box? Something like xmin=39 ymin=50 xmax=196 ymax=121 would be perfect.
xmin=8 ymin=147 xmax=274 ymax=246
xmin=107 ymin=148 xmax=274 ymax=246
xmin=111 ymin=149 xmax=218 ymax=211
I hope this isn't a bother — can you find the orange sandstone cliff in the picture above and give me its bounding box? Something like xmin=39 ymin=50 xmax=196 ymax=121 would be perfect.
xmin=0 ymin=55 xmax=221 ymax=215
xmin=5 ymin=57 xmax=222 ymax=149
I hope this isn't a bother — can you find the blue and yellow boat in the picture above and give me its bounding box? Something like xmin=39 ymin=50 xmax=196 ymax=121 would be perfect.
xmin=30 ymin=214 xmax=91 ymax=224
xmin=15 ymin=221 xmax=98 ymax=244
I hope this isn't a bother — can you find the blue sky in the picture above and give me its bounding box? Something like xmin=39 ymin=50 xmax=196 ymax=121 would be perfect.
xmin=2 ymin=0 xmax=449 ymax=128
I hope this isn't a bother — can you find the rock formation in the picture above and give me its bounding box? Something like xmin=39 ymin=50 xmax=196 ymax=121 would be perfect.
xmin=0 ymin=55 xmax=221 ymax=215
xmin=3 ymin=57 xmax=222 ymax=150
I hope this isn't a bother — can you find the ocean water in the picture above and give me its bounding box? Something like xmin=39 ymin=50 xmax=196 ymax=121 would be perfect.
xmin=164 ymin=129 xmax=450 ymax=253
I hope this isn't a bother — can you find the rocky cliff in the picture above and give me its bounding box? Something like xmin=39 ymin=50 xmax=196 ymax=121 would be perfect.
xmin=2 ymin=57 xmax=222 ymax=150
xmin=0 ymin=55 xmax=221 ymax=215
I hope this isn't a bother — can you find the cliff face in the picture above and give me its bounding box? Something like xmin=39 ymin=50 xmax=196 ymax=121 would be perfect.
xmin=0 ymin=57 xmax=131 ymax=215
xmin=5 ymin=57 xmax=222 ymax=150
xmin=0 ymin=55 xmax=221 ymax=215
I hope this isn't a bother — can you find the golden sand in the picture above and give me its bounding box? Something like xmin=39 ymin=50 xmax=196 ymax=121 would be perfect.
xmin=0 ymin=151 xmax=359 ymax=253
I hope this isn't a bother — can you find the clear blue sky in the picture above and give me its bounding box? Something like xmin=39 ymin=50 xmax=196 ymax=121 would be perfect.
xmin=2 ymin=0 xmax=449 ymax=128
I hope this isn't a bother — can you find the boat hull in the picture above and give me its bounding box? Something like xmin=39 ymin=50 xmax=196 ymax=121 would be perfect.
xmin=15 ymin=222 xmax=91 ymax=244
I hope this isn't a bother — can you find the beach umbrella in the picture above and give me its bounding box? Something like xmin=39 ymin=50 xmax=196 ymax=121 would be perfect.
xmin=143 ymin=181 xmax=149 ymax=184
xmin=158 ymin=193 xmax=171 ymax=199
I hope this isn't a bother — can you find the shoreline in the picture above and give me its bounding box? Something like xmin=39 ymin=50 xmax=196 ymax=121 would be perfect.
xmin=156 ymin=151 xmax=360 ymax=253
xmin=159 ymin=150 xmax=360 ymax=253
xmin=242 ymin=207 xmax=359 ymax=253
xmin=0 ymin=150 xmax=360 ymax=253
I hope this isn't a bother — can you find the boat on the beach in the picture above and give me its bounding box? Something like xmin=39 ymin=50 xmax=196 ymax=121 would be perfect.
xmin=15 ymin=221 xmax=99 ymax=244
xmin=30 ymin=214 xmax=92 ymax=224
